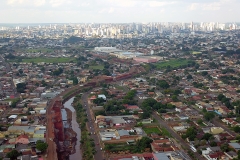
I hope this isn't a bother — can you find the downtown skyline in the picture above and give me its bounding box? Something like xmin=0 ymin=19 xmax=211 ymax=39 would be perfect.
xmin=1 ymin=0 xmax=240 ymax=23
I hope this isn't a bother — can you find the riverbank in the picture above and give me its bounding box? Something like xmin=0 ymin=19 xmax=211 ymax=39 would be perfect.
xmin=64 ymin=98 xmax=82 ymax=160
xmin=72 ymin=95 xmax=96 ymax=160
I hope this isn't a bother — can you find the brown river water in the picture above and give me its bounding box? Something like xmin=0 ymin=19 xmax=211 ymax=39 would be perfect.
xmin=63 ymin=97 xmax=82 ymax=160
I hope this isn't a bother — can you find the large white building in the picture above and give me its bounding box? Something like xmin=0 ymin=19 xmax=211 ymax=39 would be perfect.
xmin=94 ymin=47 xmax=122 ymax=53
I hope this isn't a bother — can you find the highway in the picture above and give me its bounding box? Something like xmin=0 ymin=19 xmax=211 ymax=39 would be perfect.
xmin=81 ymin=92 xmax=104 ymax=160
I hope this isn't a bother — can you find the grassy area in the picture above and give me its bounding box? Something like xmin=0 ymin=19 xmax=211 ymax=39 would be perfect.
xmin=192 ymin=51 xmax=202 ymax=54
xmin=161 ymin=127 xmax=172 ymax=137
xmin=143 ymin=127 xmax=161 ymax=134
xmin=114 ymin=85 xmax=128 ymax=92
xmin=4 ymin=98 xmax=19 ymax=102
xmin=155 ymin=59 xmax=194 ymax=69
xmin=105 ymin=143 xmax=135 ymax=152
xmin=89 ymin=65 xmax=104 ymax=70
xmin=16 ymin=57 xmax=77 ymax=63
xmin=198 ymin=122 xmax=206 ymax=127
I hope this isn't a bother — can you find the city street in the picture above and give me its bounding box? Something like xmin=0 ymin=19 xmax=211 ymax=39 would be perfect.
xmin=81 ymin=92 xmax=104 ymax=160
xmin=152 ymin=112 xmax=205 ymax=160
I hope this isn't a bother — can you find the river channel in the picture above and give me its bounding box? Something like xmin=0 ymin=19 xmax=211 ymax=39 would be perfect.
xmin=63 ymin=97 xmax=82 ymax=160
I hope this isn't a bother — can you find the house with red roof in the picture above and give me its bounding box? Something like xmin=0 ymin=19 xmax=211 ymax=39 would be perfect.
xmin=222 ymin=118 xmax=240 ymax=127
xmin=16 ymin=134 xmax=29 ymax=144
xmin=204 ymin=152 xmax=225 ymax=160
xmin=123 ymin=104 xmax=143 ymax=113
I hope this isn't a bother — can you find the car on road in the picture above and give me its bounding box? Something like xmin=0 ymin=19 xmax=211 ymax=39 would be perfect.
xmin=96 ymin=143 xmax=99 ymax=145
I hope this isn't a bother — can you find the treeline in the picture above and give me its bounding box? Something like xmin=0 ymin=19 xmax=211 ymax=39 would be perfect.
xmin=140 ymin=98 xmax=176 ymax=119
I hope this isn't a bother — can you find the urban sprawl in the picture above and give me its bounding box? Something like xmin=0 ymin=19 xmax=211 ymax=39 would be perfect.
xmin=0 ymin=23 xmax=240 ymax=160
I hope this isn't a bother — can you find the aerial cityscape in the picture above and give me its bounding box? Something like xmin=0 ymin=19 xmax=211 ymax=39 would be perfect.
xmin=1 ymin=1 xmax=240 ymax=160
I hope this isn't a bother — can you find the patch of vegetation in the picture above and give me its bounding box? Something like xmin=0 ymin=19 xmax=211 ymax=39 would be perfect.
xmin=155 ymin=58 xmax=196 ymax=69
xmin=89 ymin=65 xmax=104 ymax=70
xmin=143 ymin=127 xmax=161 ymax=134
xmin=104 ymin=137 xmax=152 ymax=153
xmin=192 ymin=51 xmax=202 ymax=54
xmin=161 ymin=127 xmax=172 ymax=137
xmin=73 ymin=95 xmax=95 ymax=160
xmin=36 ymin=140 xmax=48 ymax=152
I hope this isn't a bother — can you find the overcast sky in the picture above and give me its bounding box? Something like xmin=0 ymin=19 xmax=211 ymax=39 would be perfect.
xmin=1 ymin=0 xmax=240 ymax=23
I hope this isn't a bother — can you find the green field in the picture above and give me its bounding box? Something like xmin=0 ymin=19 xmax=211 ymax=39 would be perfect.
xmin=192 ymin=51 xmax=202 ymax=54
xmin=143 ymin=127 xmax=161 ymax=134
xmin=155 ymin=59 xmax=194 ymax=69
xmin=18 ymin=57 xmax=77 ymax=63
xmin=89 ymin=65 xmax=104 ymax=70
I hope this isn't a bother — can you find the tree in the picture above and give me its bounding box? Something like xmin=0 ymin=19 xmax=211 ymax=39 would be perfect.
xmin=140 ymin=112 xmax=151 ymax=119
xmin=52 ymin=67 xmax=63 ymax=76
xmin=102 ymin=69 xmax=111 ymax=76
xmin=220 ymin=143 xmax=230 ymax=152
xmin=217 ymin=94 xmax=225 ymax=101
xmin=187 ymin=74 xmax=193 ymax=80
xmin=36 ymin=141 xmax=48 ymax=152
xmin=16 ymin=83 xmax=26 ymax=93
xmin=201 ymin=133 xmax=213 ymax=141
xmin=135 ymin=137 xmax=153 ymax=152
xmin=197 ymin=119 xmax=203 ymax=125
xmin=171 ymin=95 xmax=179 ymax=102
xmin=182 ymin=127 xmax=197 ymax=141
xmin=6 ymin=150 xmax=20 ymax=159
xmin=69 ymin=77 xmax=78 ymax=85
xmin=233 ymin=126 xmax=240 ymax=133
xmin=236 ymin=135 xmax=240 ymax=143
xmin=201 ymin=71 xmax=208 ymax=76
xmin=204 ymin=112 xmax=215 ymax=121
xmin=93 ymin=98 xmax=105 ymax=105
xmin=157 ymin=80 xmax=170 ymax=89
xmin=210 ymin=141 xmax=217 ymax=147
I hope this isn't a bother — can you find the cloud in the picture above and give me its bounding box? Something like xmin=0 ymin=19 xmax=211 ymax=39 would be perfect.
xmin=79 ymin=2 xmax=90 ymax=7
xmin=2 ymin=0 xmax=240 ymax=23
xmin=188 ymin=0 xmax=236 ymax=11
xmin=107 ymin=0 xmax=136 ymax=7
xmin=188 ymin=3 xmax=198 ymax=10
xmin=202 ymin=2 xmax=221 ymax=10
xmin=108 ymin=7 xmax=114 ymax=13
xmin=49 ymin=0 xmax=72 ymax=7
xmin=7 ymin=0 xmax=46 ymax=6
xmin=148 ymin=1 xmax=177 ymax=7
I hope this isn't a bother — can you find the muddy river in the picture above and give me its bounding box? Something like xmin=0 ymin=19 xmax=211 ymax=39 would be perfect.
xmin=63 ymin=97 xmax=82 ymax=160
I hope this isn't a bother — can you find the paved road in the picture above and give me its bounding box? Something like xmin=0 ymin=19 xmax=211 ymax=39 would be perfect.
xmin=152 ymin=112 xmax=205 ymax=160
xmin=81 ymin=92 xmax=104 ymax=160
